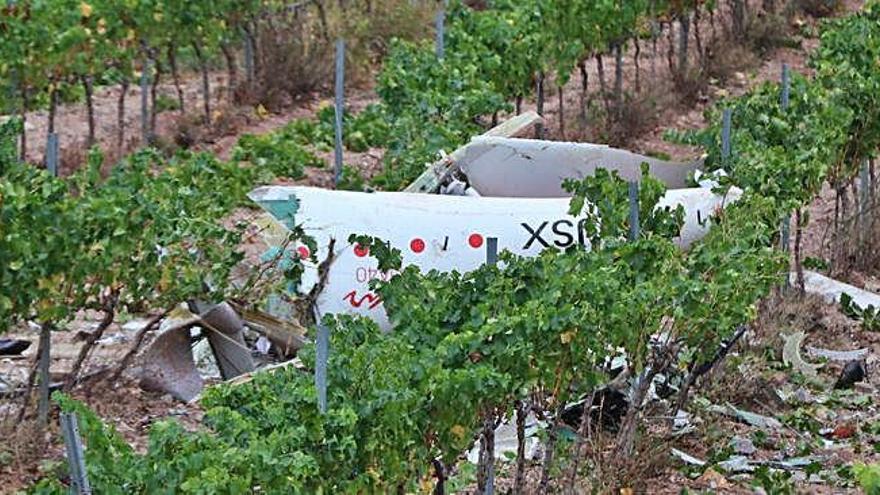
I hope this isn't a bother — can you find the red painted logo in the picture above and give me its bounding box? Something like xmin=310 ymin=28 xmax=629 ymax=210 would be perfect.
xmin=354 ymin=244 xmax=369 ymax=257
xmin=343 ymin=290 xmax=382 ymax=309
xmin=297 ymin=246 xmax=311 ymax=259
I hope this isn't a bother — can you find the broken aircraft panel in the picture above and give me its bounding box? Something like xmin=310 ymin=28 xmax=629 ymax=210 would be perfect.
xmin=249 ymin=182 xmax=739 ymax=328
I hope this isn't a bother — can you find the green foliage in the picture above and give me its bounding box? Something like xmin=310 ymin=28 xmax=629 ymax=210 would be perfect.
xmin=0 ymin=117 xmax=261 ymax=333
xmin=373 ymin=37 xmax=509 ymax=189
xmin=229 ymin=104 xmax=389 ymax=183
xmin=368 ymin=0 xmax=717 ymax=189
xmin=564 ymin=163 xmax=685 ymax=244
xmin=233 ymin=132 xmax=322 ymax=179
xmin=752 ymin=466 xmax=797 ymax=494
xmin=676 ymin=74 xmax=852 ymax=210
xmin=855 ymin=463 xmax=880 ymax=495
xmin=0 ymin=0 xmax=263 ymax=116
xmin=316 ymin=104 xmax=391 ymax=153
xmin=803 ymin=256 xmax=829 ymax=271
xmin=22 ymin=3 xmax=880 ymax=494
xmin=336 ymin=165 xmax=366 ymax=191
xmin=839 ymin=293 xmax=880 ymax=332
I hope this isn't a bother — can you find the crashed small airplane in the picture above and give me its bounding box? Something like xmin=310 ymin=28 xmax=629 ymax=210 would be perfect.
xmin=250 ymin=113 xmax=740 ymax=328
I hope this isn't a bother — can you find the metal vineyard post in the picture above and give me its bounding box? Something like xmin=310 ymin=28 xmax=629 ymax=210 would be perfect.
xmin=61 ymin=412 xmax=92 ymax=495
xmin=334 ymin=39 xmax=346 ymax=187
xmin=628 ymin=181 xmax=640 ymax=241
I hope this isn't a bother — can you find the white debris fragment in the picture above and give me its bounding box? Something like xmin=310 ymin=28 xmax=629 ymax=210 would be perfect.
xmin=193 ymin=339 xmax=221 ymax=379
xmin=709 ymin=403 xmax=783 ymax=430
xmin=806 ymin=346 xmax=870 ymax=362
xmin=466 ymin=412 xmax=544 ymax=464
xmin=255 ymin=336 xmax=272 ymax=355
xmin=782 ymin=332 xmax=821 ymax=379
xmin=718 ymin=455 xmax=754 ymax=473
xmin=793 ymin=270 xmax=880 ymax=311
xmin=729 ymin=436 xmax=757 ymax=456
xmin=671 ymin=448 xmax=706 ymax=466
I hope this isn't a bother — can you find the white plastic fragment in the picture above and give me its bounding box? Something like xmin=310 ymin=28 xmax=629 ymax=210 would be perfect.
xmin=762 ymin=456 xmax=822 ymax=470
xmin=466 ymin=412 xmax=544 ymax=464
xmin=782 ymin=332 xmax=821 ymax=379
xmin=459 ymin=137 xmax=703 ymax=197
xmin=718 ymin=455 xmax=754 ymax=473
xmin=694 ymin=168 xmax=729 ymax=189
xmin=192 ymin=339 xmax=221 ymax=379
xmin=793 ymin=270 xmax=880 ymax=311
xmin=673 ymin=410 xmax=692 ymax=431
xmin=709 ymin=403 xmax=783 ymax=430
xmin=255 ymin=336 xmax=271 ymax=355
xmin=806 ymin=346 xmax=870 ymax=362
xmin=671 ymin=448 xmax=706 ymax=466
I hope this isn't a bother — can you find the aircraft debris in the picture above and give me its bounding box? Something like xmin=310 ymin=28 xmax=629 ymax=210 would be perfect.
xmin=834 ymin=360 xmax=867 ymax=390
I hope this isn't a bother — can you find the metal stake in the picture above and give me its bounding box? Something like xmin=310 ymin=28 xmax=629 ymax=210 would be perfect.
xmin=315 ymin=322 xmax=329 ymax=413
xmin=435 ymin=1 xmax=446 ymax=59
xmin=334 ymin=39 xmax=346 ymax=186
xmin=140 ymin=57 xmax=150 ymax=145
xmin=781 ymin=63 xmax=790 ymax=111
xmin=486 ymin=237 xmax=498 ymax=265
xmin=61 ymin=412 xmax=92 ymax=495
xmin=46 ymin=133 xmax=59 ymax=177
xmin=628 ymin=181 xmax=641 ymax=241
xmin=721 ymin=108 xmax=732 ymax=165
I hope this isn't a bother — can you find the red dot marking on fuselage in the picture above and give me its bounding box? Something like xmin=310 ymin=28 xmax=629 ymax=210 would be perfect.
xmin=410 ymin=238 xmax=426 ymax=254
xmin=297 ymin=246 xmax=310 ymax=259
xmin=469 ymin=233 xmax=484 ymax=249
xmin=354 ymin=244 xmax=369 ymax=257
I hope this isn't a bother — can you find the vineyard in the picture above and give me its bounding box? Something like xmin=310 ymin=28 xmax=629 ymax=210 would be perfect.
xmin=3 ymin=0 xmax=880 ymax=493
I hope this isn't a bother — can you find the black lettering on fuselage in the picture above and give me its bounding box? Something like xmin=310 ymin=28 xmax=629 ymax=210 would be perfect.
xmin=522 ymin=220 xmax=592 ymax=250
xmin=522 ymin=222 xmax=550 ymax=249
xmin=552 ymin=220 xmax=574 ymax=248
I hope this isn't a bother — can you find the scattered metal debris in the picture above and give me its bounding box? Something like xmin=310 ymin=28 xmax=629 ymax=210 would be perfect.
xmin=466 ymin=412 xmax=544 ymax=464
xmin=0 ymin=338 xmax=30 ymax=356
xmin=834 ymin=360 xmax=867 ymax=390
xmin=137 ymin=315 xmax=203 ymax=402
xmin=671 ymin=448 xmax=706 ymax=466
xmin=718 ymin=455 xmax=754 ymax=473
xmin=192 ymin=339 xmax=221 ymax=379
xmin=709 ymin=403 xmax=783 ymax=430
xmin=232 ymin=302 xmax=309 ymax=357
xmin=226 ymin=358 xmax=306 ymax=387
xmin=806 ymin=346 xmax=870 ymax=362
xmin=672 ymin=410 xmax=694 ymax=434
xmin=255 ymin=336 xmax=271 ymax=355
xmin=794 ymin=270 xmax=880 ymax=311
xmin=560 ymin=389 xmax=629 ymax=432
xmin=761 ymin=456 xmax=822 ymax=471
xmin=730 ymin=435 xmax=757 ymax=456
xmin=197 ymin=302 xmax=255 ymax=380
xmin=782 ymin=331 xmax=821 ymax=379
